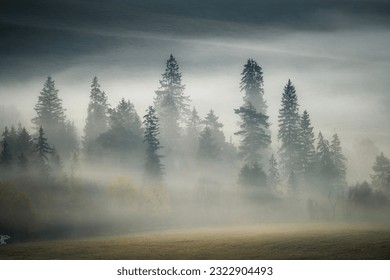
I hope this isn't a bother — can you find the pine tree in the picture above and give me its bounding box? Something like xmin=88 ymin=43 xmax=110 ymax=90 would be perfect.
xmin=32 ymin=77 xmax=66 ymax=130
xmin=234 ymin=102 xmax=271 ymax=165
xmin=240 ymin=59 xmax=267 ymax=114
xmin=300 ymin=110 xmax=316 ymax=178
xmin=268 ymin=154 xmax=280 ymax=187
xmin=154 ymin=54 xmax=190 ymax=122
xmin=108 ymin=98 xmax=142 ymax=134
xmin=184 ymin=107 xmax=202 ymax=154
xmin=330 ymin=133 xmax=347 ymax=186
xmin=143 ymin=106 xmax=163 ymax=183
xmin=154 ymin=55 xmax=190 ymax=149
xmin=32 ymin=77 xmax=77 ymax=157
xmin=198 ymin=127 xmax=219 ymax=161
xmin=83 ymin=76 xmax=109 ymax=155
xmin=278 ymin=79 xmax=302 ymax=175
xmin=371 ymin=152 xmax=390 ymax=192
xmin=316 ymin=132 xmax=336 ymax=192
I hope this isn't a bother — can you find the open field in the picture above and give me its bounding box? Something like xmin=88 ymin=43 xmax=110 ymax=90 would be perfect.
xmin=1 ymin=223 xmax=390 ymax=259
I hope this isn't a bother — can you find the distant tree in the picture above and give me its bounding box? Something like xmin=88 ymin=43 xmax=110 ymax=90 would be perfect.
xmin=240 ymin=58 xmax=267 ymax=114
xmin=1 ymin=139 xmax=12 ymax=167
xmin=33 ymin=127 xmax=53 ymax=176
xmin=16 ymin=126 xmax=34 ymax=156
xmin=278 ymin=79 xmax=302 ymax=175
xmin=202 ymin=110 xmax=226 ymax=147
xmin=198 ymin=127 xmax=219 ymax=161
xmin=32 ymin=77 xmax=78 ymax=156
xmin=32 ymin=77 xmax=66 ymax=130
xmin=268 ymin=154 xmax=280 ymax=187
xmin=184 ymin=107 xmax=202 ymax=154
xmin=299 ymin=110 xmax=316 ymax=179
xmin=330 ymin=133 xmax=347 ymax=187
xmin=83 ymin=76 xmax=109 ymax=156
xmin=143 ymin=106 xmax=163 ymax=183
xmin=238 ymin=162 xmax=267 ymax=188
xmin=154 ymin=54 xmax=190 ymax=123
xmin=316 ymin=132 xmax=337 ymax=192
xmin=97 ymin=98 xmax=143 ymax=163
xmin=154 ymin=55 xmax=190 ymax=149
xmin=371 ymin=152 xmax=390 ymax=192
xmin=234 ymin=102 xmax=270 ymax=165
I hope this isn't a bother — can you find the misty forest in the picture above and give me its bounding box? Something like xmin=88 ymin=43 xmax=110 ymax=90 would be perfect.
xmin=1 ymin=54 xmax=389 ymax=242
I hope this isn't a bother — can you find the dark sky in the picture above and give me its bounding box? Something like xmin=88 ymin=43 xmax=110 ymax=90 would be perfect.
xmin=1 ymin=0 xmax=389 ymax=79
xmin=0 ymin=0 xmax=389 ymax=181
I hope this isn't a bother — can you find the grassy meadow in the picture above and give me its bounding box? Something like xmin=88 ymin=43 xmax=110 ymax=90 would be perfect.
xmin=1 ymin=223 xmax=390 ymax=259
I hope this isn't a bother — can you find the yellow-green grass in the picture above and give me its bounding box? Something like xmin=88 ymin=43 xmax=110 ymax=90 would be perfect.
xmin=1 ymin=223 xmax=390 ymax=259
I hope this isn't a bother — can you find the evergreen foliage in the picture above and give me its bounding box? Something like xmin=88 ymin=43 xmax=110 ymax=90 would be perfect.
xmin=330 ymin=133 xmax=347 ymax=186
xmin=154 ymin=55 xmax=190 ymax=149
xmin=143 ymin=106 xmax=163 ymax=182
xmin=198 ymin=127 xmax=219 ymax=160
xmin=32 ymin=77 xmax=78 ymax=157
xmin=240 ymin=59 xmax=267 ymax=114
xmin=184 ymin=107 xmax=202 ymax=153
xmin=84 ymin=76 xmax=109 ymax=154
xmin=33 ymin=126 xmax=53 ymax=176
xmin=278 ymin=79 xmax=302 ymax=175
xmin=371 ymin=152 xmax=390 ymax=192
xmin=98 ymin=98 xmax=143 ymax=154
xmin=299 ymin=110 xmax=316 ymax=178
xmin=235 ymin=102 xmax=270 ymax=165
xmin=238 ymin=162 xmax=267 ymax=187
xmin=32 ymin=77 xmax=66 ymax=129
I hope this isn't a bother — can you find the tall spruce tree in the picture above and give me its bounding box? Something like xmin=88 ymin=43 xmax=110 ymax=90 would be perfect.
xmin=84 ymin=76 xmax=109 ymax=155
xmin=154 ymin=55 xmax=190 ymax=149
xmin=32 ymin=77 xmax=66 ymax=130
xmin=278 ymin=79 xmax=302 ymax=175
xmin=300 ymin=110 xmax=316 ymax=178
xmin=330 ymin=133 xmax=347 ymax=186
xmin=143 ymin=106 xmax=163 ymax=183
xmin=240 ymin=59 xmax=267 ymax=114
xmin=234 ymin=102 xmax=271 ymax=166
xmin=32 ymin=77 xmax=78 ymax=156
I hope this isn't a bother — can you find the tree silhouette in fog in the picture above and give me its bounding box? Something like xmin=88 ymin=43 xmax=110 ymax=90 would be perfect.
xmin=143 ymin=106 xmax=164 ymax=183
xmin=33 ymin=126 xmax=53 ymax=176
xmin=32 ymin=77 xmax=78 ymax=157
xmin=154 ymin=55 xmax=190 ymax=150
xmin=240 ymin=58 xmax=267 ymax=114
xmin=278 ymin=79 xmax=302 ymax=175
xmin=84 ymin=76 xmax=109 ymax=157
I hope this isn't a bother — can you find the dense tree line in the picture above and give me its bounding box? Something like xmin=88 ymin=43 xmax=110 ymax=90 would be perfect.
xmin=1 ymin=54 xmax=389 ymax=238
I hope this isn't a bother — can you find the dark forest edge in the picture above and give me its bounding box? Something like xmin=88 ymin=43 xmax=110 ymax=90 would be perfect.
xmin=1 ymin=55 xmax=389 ymax=242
